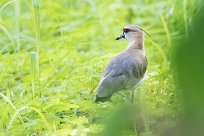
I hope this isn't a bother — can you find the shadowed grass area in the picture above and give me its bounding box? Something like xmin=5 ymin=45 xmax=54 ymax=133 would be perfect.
xmin=0 ymin=0 xmax=197 ymax=135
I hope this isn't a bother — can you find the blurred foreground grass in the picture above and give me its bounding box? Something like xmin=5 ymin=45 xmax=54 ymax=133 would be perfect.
xmin=0 ymin=0 xmax=198 ymax=135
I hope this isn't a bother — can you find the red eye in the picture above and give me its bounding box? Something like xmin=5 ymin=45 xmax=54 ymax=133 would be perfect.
xmin=123 ymin=28 xmax=130 ymax=33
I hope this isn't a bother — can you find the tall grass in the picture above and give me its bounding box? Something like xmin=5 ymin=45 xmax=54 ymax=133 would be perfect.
xmin=31 ymin=0 xmax=40 ymax=52
xmin=0 ymin=24 xmax=15 ymax=53
xmin=15 ymin=0 xmax=20 ymax=51
xmin=30 ymin=0 xmax=40 ymax=98
xmin=31 ymin=51 xmax=40 ymax=98
xmin=183 ymin=0 xmax=189 ymax=36
xmin=7 ymin=105 xmax=52 ymax=134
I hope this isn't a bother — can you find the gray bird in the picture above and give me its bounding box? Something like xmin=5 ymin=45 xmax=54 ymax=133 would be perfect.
xmin=94 ymin=25 xmax=148 ymax=103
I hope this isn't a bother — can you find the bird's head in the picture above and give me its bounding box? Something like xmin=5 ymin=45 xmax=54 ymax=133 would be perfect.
xmin=116 ymin=25 xmax=150 ymax=45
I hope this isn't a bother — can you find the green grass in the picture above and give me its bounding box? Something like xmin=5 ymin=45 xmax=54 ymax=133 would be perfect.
xmin=0 ymin=0 xmax=195 ymax=135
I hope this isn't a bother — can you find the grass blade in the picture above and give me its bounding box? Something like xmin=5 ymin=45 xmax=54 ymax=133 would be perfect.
xmin=32 ymin=0 xmax=40 ymax=51
xmin=7 ymin=106 xmax=52 ymax=134
xmin=160 ymin=15 xmax=171 ymax=47
xmin=15 ymin=0 xmax=20 ymax=51
xmin=0 ymin=92 xmax=23 ymax=123
xmin=31 ymin=51 xmax=40 ymax=98
xmin=0 ymin=0 xmax=15 ymax=13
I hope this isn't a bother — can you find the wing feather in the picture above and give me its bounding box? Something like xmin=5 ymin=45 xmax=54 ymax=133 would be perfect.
xmin=95 ymin=49 xmax=147 ymax=98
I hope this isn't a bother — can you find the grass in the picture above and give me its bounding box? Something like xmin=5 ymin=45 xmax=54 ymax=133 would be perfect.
xmin=30 ymin=51 xmax=39 ymax=98
xmin=14 ymin=0 xmax=20 ymax=51
xmin=0 ymin=0 xmax=195 ymax=135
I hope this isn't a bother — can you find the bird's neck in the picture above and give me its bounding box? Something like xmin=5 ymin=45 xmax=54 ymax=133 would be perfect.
xmin=127 ymin=33 xmax=144 ymax=50
xmin=128 ymin=39 xmax=144 ymax=50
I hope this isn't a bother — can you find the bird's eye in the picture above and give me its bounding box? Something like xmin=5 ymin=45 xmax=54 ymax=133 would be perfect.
xmin=123 ymin=28 xmax=130 ymax=33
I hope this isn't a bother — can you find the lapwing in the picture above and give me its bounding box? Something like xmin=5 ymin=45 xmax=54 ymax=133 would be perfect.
xmin=94 ymin=25 xmax=148 ymax=103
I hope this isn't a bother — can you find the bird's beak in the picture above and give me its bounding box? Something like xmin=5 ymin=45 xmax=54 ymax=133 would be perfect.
xmin=115 ymin=33 xmax=125 ymax=40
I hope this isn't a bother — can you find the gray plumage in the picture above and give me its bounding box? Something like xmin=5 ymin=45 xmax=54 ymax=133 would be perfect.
xmin=94 ymin=25 xmax=148 ymax=102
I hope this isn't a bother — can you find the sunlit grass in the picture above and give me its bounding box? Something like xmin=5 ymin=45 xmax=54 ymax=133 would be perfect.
xmin=14 ymin=0 xmax=20 ymax=51
xmin=30 ymin=51 xmax=39 ymax=98
xmin=0 ymin=0 xmax=195 ymax=135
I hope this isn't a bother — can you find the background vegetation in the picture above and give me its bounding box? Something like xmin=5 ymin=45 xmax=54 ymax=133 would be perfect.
xmin=0 ymin=0 xmax=199 ymax=135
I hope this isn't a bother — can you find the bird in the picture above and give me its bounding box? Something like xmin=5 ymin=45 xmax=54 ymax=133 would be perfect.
xmin=94 ymin=25 xmax=148 ymax=103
